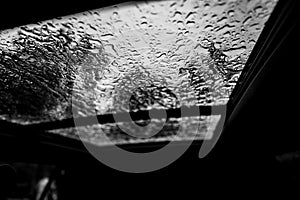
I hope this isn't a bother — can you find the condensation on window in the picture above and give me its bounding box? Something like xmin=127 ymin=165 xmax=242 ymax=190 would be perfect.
xmin=0 ymin=0 xmax=278 ymax=145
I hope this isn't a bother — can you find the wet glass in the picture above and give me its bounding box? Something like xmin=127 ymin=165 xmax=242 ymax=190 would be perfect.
xmin=0 ymin=0 xmax=278 ymax=146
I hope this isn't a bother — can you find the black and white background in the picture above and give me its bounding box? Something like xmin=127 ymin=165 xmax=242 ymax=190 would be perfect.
xmin=0 ymin=0 xmax=299 ymax=198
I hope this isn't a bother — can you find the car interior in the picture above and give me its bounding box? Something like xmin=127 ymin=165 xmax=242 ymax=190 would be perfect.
xmin=0 ymin=0 xmax=300 ymax=199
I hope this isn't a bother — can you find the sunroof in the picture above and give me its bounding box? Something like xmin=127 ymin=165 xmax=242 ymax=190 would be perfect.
xmin=0 ymin=0 xmax=278 ymax=146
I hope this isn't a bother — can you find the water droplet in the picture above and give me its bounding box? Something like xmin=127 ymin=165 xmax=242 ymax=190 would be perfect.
xmin=100 ymin=33 xmax=114 ymax=40
xmin=227 ymin=10 xmax=235 ymax=17
xmin=204 ymin=3 xmax=210 ymax=10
